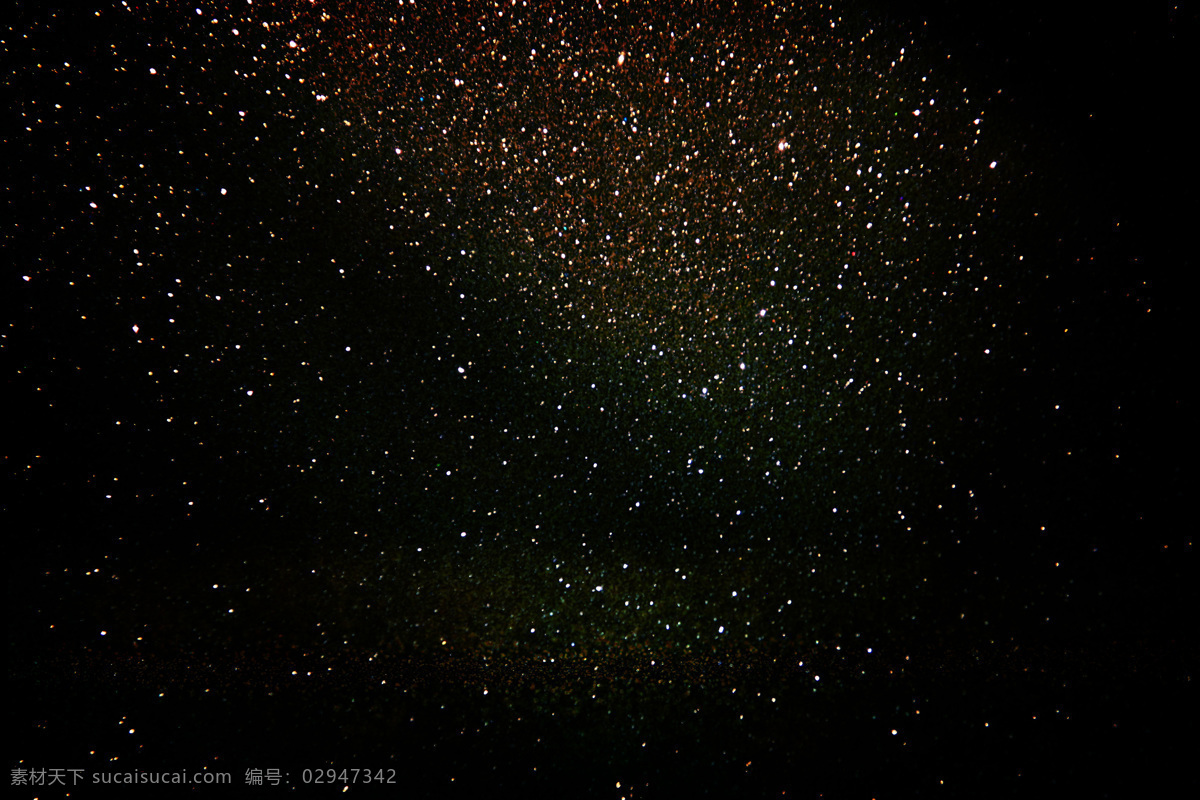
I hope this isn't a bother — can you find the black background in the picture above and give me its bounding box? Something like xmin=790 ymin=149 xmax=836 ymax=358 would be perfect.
xmin=8 ymin=2 xmax=1190 ymax=797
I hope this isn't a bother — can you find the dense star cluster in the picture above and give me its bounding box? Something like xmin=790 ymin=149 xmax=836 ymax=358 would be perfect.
xmin=22 ymin=0 xmax=1021 ymax=654
xmin=11 ymin=1 xmax=1182 ymax=796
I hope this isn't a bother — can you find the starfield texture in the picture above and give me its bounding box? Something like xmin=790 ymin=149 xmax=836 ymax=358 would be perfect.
xmin=8 ymin=1 xmax=1188 ymax=797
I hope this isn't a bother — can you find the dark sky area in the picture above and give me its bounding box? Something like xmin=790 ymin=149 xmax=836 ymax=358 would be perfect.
xmin=8 ymin=1 xmax=1188 ymax=796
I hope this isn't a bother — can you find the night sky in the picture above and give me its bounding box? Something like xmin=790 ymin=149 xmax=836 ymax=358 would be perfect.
xmin=9 ymin=1 xmax=1190 ymax=797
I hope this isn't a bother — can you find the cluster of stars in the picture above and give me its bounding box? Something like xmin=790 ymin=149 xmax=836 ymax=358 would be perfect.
xmin=19 ymin=0 xmax=1024 ymax=660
